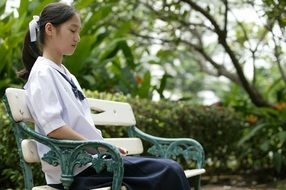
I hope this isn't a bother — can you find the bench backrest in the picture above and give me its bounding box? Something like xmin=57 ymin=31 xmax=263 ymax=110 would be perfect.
xmin=4 ymin=88 xmax=143 ymax=164
xmin=5 ymin=88 xmax=137 ymax=126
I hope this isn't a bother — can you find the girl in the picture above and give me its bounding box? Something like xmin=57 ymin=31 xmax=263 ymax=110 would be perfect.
xmin=20 ymin=2 xmax=191 ymax=190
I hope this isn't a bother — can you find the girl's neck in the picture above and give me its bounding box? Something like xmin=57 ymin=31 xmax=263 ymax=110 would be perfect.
xmin=42 ymin=49 xmax=63 ymax=66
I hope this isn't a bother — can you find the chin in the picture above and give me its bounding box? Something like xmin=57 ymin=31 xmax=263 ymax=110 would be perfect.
xmin=64 ymin=51 xmax=75 ymax=56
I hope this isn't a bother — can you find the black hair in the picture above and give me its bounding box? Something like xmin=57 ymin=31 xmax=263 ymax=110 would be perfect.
xmin=19 ymin=2 xmax=77 ymax=80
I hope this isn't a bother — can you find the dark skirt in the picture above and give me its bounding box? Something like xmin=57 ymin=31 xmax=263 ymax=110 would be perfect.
xmin=49 ymin=156 xmax=191 ymax=190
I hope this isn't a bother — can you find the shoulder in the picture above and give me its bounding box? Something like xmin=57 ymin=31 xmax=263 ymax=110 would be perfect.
xmin=30 ymin=57 xmax=65 ymax=80
xmin=25 ymin=57 xmax=58 ymax=88
xmin=31 ymin=57 xmax=54 ymax=74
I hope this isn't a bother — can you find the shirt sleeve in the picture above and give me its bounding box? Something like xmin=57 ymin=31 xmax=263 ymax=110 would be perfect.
xmin=25 ymin=69 xmax=66 ymax=135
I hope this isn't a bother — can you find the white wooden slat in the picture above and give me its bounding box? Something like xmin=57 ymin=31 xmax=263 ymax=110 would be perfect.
xmin=32 ymin=185 xmax=127 ymax=190
xmin=22 ymin=139 xmax=40 ymax=163
xmin=5 ymin=88 xmax=137 ymax=127
xmin=32 ymin=186 xmax=57 ymax=190
xmin=104 ymin=138 xmax=144 ymax=155
xmin=87 ymin=98 xmax=136 ymax=126
xmin=5 ymin=88 xmax=33 ymax=122
xmin=22 ymin=138 xmax=144 ymax=163
xmin=91 ymin=186 xmax=127 ymax=190
xmin=184 ymin=168 xmax=206 ymax=178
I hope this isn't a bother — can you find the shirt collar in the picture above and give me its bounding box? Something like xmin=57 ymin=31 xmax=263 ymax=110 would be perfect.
xmin=37 ymin=56 xmax=71 ymax=76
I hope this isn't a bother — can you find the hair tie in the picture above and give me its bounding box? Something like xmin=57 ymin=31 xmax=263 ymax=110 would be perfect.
xmin=29 ymin=15 xmax=40 ymax=42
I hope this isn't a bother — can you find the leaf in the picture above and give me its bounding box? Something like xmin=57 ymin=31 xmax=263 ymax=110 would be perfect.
xmin=0 ymin=0 xmax=7 ymax=15
xmin=18 ymin=0 xmax=29 ymax=17
xmin=238 ymin=123 xmax=269 ymax=146
xmin=277 ymin=131 xmax=286 ymax=144
xmin=65 ymin=35 xmax=96 ymax=74
xmin=157 ymin=73 xmax=172 ymax=98
xmin=120 ymin=41 xmax=136 ymax=69
xmin=273 ymin=152 xmax=283 ymax=172
xmin=32 ymin=0 xmax=55 ymax=15
xmin=259 ymin=141 xmax=269 ymax=152
xmin=94 ymin=31 xmax=111 ymax=47
xmin=99 ymin=39 xmax=122 ymax=61
xmin=156 ymin=49 xmax=175 ymax=58
xmin=138 ymin=71 xmax=151 ymax=98
xmin=82 ymin=75 xmax=96 ymax=86
xmin=74 ymin=0 xmax=94 ymax=10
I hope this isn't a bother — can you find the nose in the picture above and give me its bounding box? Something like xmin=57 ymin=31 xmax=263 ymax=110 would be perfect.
xmin=74 ymin=33 xmax=80 ymax=43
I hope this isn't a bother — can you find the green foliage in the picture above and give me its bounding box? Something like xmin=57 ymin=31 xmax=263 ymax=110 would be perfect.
xmin=0 ymin=103 xmax=21 ymax=188
xmin=262 ymin=0 xmax=286 ymax=29
xmin=222 ymin=80 xmax=286 ymax=173
xmin=0 ymin=103 xmax=44 ymax=189
xmin=237 ymin=105 xmax=286 ymax=173
xmin=131 ymin=99 xmax=244 ymax=172
xmin=0 ymin=0 xmax=157 ymax=99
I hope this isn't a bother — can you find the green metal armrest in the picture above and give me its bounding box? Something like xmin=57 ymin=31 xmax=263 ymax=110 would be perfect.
xmin=128 ymin=126 xmax=205 ymax=169
xmin=14 ymin=122 xmax=124 ymax=190
xmin=128 ymin=126 xmax=205 ymax=190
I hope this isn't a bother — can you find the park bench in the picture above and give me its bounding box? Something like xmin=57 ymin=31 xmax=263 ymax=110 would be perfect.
xmin=3 ymin=87 xmax=205 ymax=190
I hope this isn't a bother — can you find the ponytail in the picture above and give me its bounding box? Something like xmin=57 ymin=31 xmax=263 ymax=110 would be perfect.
xmin=19 ymin=31 xmax=41 ymax=80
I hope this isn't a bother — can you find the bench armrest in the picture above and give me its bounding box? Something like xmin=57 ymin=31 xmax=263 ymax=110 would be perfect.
xmin=18 ymin=122 xmax=124 ymax=190
xmin=128 ymin=126 xmax=205 ymax=169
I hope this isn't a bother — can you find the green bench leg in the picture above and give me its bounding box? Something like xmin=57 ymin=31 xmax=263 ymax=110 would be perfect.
xmin=190 ymin=175 xmax=201 ymax=190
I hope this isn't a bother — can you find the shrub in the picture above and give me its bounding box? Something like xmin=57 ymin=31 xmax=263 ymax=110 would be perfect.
xmin=0 ymin=102 xmax=45 ymax=190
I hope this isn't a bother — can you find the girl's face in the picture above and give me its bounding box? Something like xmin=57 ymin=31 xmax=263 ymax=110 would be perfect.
xmin=50 ymin=14 xmax=81 ymax=56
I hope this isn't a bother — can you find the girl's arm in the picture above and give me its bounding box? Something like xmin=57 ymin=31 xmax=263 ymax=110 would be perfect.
xmin=48 ymin=125 xmax=86 ymax=140
xmin=48 ymin=126 xmax=128 ymax=155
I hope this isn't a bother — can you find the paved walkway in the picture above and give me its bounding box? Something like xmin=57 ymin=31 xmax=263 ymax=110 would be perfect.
xmin=202 ymin=185 xmax=277 ymax=190
xmin=200 ymin=175 xmax=285 ymax=190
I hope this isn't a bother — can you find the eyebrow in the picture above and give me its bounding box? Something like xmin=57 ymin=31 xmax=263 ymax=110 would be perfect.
xmin=70 ymin=24 xmax=81 ymax=29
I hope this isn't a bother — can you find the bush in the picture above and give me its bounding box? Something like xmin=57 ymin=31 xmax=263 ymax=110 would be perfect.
xmin=0 ymin=102 xmax=45 ymax=190
xmin=1 ymin=90 xmax=244 ymax=188
xmin=237 ymin=106 xmax=286 ymax=174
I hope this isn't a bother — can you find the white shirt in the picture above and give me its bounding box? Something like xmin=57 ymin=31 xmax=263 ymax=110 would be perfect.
xmin=24 ymin=56 xmax=103 ymax=184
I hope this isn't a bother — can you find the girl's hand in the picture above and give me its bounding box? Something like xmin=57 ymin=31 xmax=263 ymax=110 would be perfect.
xmin=89 ymin=146 xmax=128 ymax=156
xmin=118 ymin=147 xmax=128 ymax=156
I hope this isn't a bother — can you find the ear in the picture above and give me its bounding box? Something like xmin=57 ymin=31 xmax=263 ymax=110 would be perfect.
xmin=44 ymin=22 xmax=54 ymax=37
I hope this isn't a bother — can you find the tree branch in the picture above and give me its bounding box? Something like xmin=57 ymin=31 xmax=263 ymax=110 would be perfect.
xmin=222 ymin=0 xmax=228 ymax=34
xmin=180 ymin=0 xmax=224 ymax=36
xmin=131 ymin=31 xmax=241 ymax=84
xmin=181 ymin=0 xmax=270 ymax=106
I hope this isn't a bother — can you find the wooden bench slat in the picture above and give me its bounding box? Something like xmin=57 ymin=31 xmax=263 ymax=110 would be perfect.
xmin=22 ymin=139 xmax=40 ymax=163
xmin=5 ymin=88 xmax=32 ymax=122
xmin=88 ymin=98 xmax=136 ymax=126
xmin=32 ymin=186 xmax=57 ymax=190
xmin=22 ymin=138 xmax=144 ymax=163
xmin=105 ymin=138 xmax=143 ymax=155
xmin=32 ymin=185 xmax=127 ymax=190
xmin=184 ymin=169 xmax=206 ymax=178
